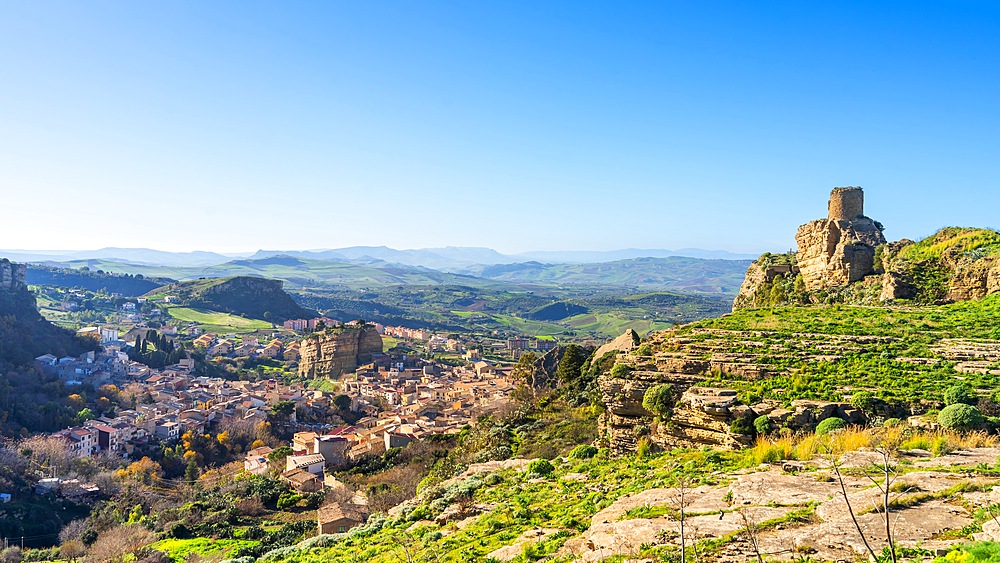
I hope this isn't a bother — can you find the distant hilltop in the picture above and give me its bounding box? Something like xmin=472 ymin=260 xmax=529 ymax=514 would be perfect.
xmin=147 ymin=276 xmax=311 ymax=323
xmin=735 ymin=186 xmax=1000 ymax=308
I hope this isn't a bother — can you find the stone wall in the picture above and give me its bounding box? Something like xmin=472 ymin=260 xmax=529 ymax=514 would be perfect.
xmin=298 ymin=326 xmax=383 ymax=378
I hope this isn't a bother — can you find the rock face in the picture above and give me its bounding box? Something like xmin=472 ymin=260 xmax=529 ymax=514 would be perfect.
xmin=0 ymin=259 xmax=27 ymax=292
xmin=795 ymin=187 xmax=886 ymax=291
xmin=597 ymin=328 xmax=874 ymax=456
xmin=298 ymin=326 xmax=383 ymax=378
xmin=591 ymin=329 xmax=639 ymax=362
xmin=299 ymin=326 xmax=382 ymax=377
xmin=732 ymin=260 xmax=795 ymax=309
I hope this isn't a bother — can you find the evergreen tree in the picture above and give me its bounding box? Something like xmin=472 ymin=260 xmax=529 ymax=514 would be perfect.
xmin=556 ymin=344 xmax=588 ymax=385
xmin=184 ymin=459 xmax=200 ymax=485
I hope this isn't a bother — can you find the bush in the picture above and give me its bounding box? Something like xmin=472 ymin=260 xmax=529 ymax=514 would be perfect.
xmin=568 ymin=445 xmax=598 ymax=459
xmin=753 ymin=415 xmax=773 ymax=435
xmin=641 ymin=384 xmax=674 ymax=418
xmin=527 ymin=459 xmax=554 ymax=476
xmin=945 ymin=384 xmax=977 ymax=406
xmin=729 ymin=418 xmax=755 ymax=436
xmin=815 ymin=417 xmax=847 ymax=435
xmin=276 ymin=493 xmax=302 ymax=510
xmin=636 ymin=437 xmax=652 ymax=459
xmin=849 ymin=391 xmax=875 ymax=412
xmin=168 ymin=522 xmax=190 ymax=539
xmin=938 ymin=403 xmax=985 ymax=431
xmin=883 ymin=418 xmax=903 ymax=428
xmin=610 ymin=364 xmax=632 ymax=378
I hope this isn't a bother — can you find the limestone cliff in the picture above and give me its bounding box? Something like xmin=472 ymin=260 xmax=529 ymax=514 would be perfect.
xmin=0 ymin=258 xmax=95 ymax=364
xmin=298 ymin=326 xmax=383 ymax=378
xmin=0 ymin=259 xmax=27 ymax=292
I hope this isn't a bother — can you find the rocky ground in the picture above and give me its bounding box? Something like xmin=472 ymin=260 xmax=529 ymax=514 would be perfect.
xmin=531 ymin=448 xmax=1000 ymax=563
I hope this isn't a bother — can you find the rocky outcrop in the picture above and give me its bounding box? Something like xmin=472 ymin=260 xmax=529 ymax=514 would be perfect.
xmin=795 ymin=187 xmax=886 ymax=291
xmin=0 ymin=258 xmax=94 ymax=364
xmin=732 ymin=259 xmax=796 ymax=309
xmin=591 ymin=329 xmax=639 ymax=362
xmin=597 ymin=327 xmax=884 ymax=455
xmin=298 ymin=326 xmax=383 ymax=378
xmin=0 ymin=259 xmax=27 ymax=292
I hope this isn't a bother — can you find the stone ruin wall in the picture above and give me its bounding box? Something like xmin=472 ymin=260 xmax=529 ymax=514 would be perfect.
xmin=827 ymin=186 xmax=865 ymax=221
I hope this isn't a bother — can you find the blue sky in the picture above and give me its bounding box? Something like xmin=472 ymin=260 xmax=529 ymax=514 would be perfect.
xmin=1 ymin=1 xmax=998 ymax=254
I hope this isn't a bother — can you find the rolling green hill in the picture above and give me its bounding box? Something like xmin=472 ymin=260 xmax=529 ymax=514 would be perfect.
xmin=471 ymin=256 xmax=752 ymax=293
xmin=147 ymin=276 xmax=310 ymax=323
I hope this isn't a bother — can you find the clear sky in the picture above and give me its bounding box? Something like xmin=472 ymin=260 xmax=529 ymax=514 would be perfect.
xmin=2 ymin=1 xmax=998 ymax=254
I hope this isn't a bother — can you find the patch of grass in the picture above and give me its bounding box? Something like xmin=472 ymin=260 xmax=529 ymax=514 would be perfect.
xmin=150 ymin=538 xmax=258 ymax=562
xmin=164 ymin=306 xmax=272 ymax=333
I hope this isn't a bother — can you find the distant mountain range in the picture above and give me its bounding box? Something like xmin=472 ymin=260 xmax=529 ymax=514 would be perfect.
xmin=1 ymin=245 xmax=758 ymax=272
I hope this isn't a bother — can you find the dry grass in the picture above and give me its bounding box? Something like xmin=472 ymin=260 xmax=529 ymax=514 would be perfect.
xmin=745 ymin=426 xmax=998 ymax=467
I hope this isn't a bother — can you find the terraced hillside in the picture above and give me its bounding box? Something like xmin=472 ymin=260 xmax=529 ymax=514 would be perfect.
xmin=598 ymin=294 xmax=1000 ymax=456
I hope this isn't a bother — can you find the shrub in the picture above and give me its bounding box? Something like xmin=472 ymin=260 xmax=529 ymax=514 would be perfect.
xmin=568 ymin=444 xmax=598 ymax=459
xmin=168 ymin=522 xmax=190 ymax=539
xmin=883 ymin=418 xmax=903 ymax=428
xmin=610 ymin=364 xmax=632 ymax=378
xmin=945 ymin=384 xmax=977 ymax=406
xmin=276 ymin=493 xmax=302 ymax=510
xmin=527 ymin=459 xmax=554 ymax=476
xmin=753 ymin=415 xmax=773 ymax=435
xmin=849 ymin=391 xmax=875 ymax=412
xmin=938 ymin=404 xmax=985 ymax=431
xmin=729 ymin=418 xmax=755 ymax=436
xmin=641 ymin=384 xmax=674 ymax=418
xmin=815 ymin=417 xmax=847 ymax=435
xmin=636 ymin=437 xmax=651 ymax=459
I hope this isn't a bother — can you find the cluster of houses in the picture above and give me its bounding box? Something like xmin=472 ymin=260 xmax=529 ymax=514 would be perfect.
xmin=192 ymin=333 xmax=302 ymax=361
xmin=32 ymin=312 xmax=531 ymax=535
xmin=40 ymin=351 xmax=331 ymax=461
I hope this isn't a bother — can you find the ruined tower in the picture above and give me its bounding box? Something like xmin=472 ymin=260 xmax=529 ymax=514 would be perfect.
xmin=795 ymin=186 xmax=886 ymax=291
xmin=827 ymin=187 xmax=865 ymax=221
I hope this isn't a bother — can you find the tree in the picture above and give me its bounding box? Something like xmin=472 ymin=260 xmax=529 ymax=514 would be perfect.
xmin=333 ymin=394 xmax=352 ymax=412
xmin=85 ymin=525 xmax=157 ymax=563
xmin=556 ymin=344 xmax=587 ymax=385
xmin=184 ymin=459 xmax=200 ymax=485
xmin=60 ymin=540 xmax=86 ymax=563
xmin=511 ymin=352 xmax=539 ymax=388
xmin=270 ymin=400 xmax=295 ymax=419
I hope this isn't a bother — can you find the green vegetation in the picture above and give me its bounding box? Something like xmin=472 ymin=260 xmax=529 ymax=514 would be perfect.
xmin=815 ymin=417 xmax=847 ymax=435
xmin=642 ymin=384 xmax=674 ymax=419
xmin=150 ymin=538 xmax=258 ymax=562
xmin=898 ymin=227 xmax=1000 ymax=262
xmin=165 ymin=306 xmax=272 ymax=333
xmin=946 ymin=383 xmax=978 ymax=406
xmin=150 ymin=276 xmax=309 ymax=323
xmin=939 ymin=404 xmax=985 ymax=431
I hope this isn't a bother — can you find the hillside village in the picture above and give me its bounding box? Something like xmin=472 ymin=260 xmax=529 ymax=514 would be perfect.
xmin=28 ymin=298 xmax=530 ymax=515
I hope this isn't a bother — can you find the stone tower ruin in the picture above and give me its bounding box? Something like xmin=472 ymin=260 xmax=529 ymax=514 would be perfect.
xmin=827 ymin=187 xmax=865 ymax=221
xmin=795 ymin=186 xmax=886 ymax=291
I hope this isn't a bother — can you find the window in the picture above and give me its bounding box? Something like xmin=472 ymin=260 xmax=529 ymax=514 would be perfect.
xmin=338 ymin=526 xmax=346 ymax=533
